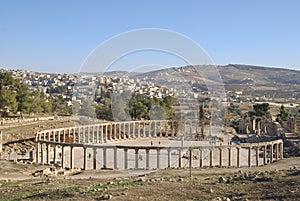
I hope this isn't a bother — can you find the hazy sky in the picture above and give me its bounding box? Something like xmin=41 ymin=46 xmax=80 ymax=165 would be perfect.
xmin=1 ymin=0 xmax=300 ymax=73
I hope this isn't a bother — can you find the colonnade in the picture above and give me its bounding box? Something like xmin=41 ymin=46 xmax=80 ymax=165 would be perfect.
xmin=36 ymin=120 xmax=180 ymax=144
xmin=35 ymin=120 xmax=284 ymax=170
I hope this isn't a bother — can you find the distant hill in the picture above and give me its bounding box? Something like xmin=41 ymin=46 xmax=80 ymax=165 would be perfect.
xmin=121 ymin=64 xmax=300 ymax=99
xmin=219 ymin=64 xmax=300 ymax=85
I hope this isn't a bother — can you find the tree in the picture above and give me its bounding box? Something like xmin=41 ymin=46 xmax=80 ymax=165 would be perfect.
xmin=251 ymin=103 xmax=271 ymax=118
xmin=0 ymin=72 xmax=20 ymax=115
xmin=52 ymin=96 xmax=71 ymax=115
xmin=29 ymin=90 xmax=43 ymax=114
xmin=277 ymin=104 xmax=289 ymax=122
xmin=16 ymin=85 xmax=32 ymax=116
xmin=149 ymin=105 xmax=166 ymax=120
xmin=79 ymin=99 xmax=95 ymax=117
xmin=95 ymin=98 xmax=113 ymax=120
xmin=129 ymin=94 xmax=149 ymax=120
xmin=162 ymin=96 xmax=173 ymax=120
xmin=111 ymin=99 xmax=128 ymax=121
xmin=40 ymin=93 xmax=52 ymax=113
xmin=71 ymin=100 xmax=81 ymax=115
xmin=0 ymin=88 xmax=18 ymax=115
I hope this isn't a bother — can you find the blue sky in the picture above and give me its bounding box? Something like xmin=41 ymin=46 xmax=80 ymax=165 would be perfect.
xmin=0 ymin=0 xmax=300 ymax=73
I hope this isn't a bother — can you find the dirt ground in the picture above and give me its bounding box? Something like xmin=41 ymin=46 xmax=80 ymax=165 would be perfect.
xmin=1 ymin=117 xmax=77 ymax=143
xmin=0 ymin=157 xmax=299 ymax=201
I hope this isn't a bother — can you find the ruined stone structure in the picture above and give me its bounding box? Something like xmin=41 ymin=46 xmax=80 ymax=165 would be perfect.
xmin=286 ymin=117 xmax=298 ymax=133
xmin=35 ymin=120 xmax=284 ymax=170
xmin=238 ymin=117 xmax=282 ymax=136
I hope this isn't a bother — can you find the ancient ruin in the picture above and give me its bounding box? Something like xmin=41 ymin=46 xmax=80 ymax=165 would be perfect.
xmin=34 ymin=120 xmax=284 ymax=170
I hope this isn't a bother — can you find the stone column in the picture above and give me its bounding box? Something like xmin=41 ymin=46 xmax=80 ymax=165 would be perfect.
xmin=105 ymin=125 xmax=108 ymax=142
xmin=83 ymin=147 xmax=87 ymax=170
xmin=159 ymin=122 xmax=163 ymax=137
xmin=114 ymin=124 xmax=117 ymax=140
xmin=189 ymin=149 xmax=193 ymax=176
xmin=127 ymin=123 xmax=131 ymax=139
xmin=123 ymin=123 xmax=127 ymax=139
xmin=276 ymin=143 xmax=279 ymax=160
xmin=114 ymin=148 xmax=118 ymax=169
xmin=237 ymin=147 xmax=240 ymax=168
xmin=228 ymin=148 xmax=231 ymax=167
xmin=149 ymin=121 xmax=152 ymax=137
xmin=157 ymin=148 xmax=160 ymax=169
xmin=209 ymin=149 xmax=213 ymax=167
xmin=73 ymin=128 xmax=77 ymax=143
xmin=77 ymin=128 xmax=81 ymax=143
xmin=248 ymin=147 xmax=252 ymax=168
xmin=124 ymin=148 xmax=128 ymax=170
xmin=256 ymin=146 xmax=259 ymax=167
xmin=93 ymin=147 xmax=97 ymax=170
xmin=219 ymin=148 xmax=223 ymax=167
xmin=107 ymin=125 xmax=110 ymax=141
xmin=35 ymin=142 xmax=40 ymax=164
xmin=52 ymin=131 xmax=56 ymax=142
xmin=54 ymin=130 xmax=60 ymax=142
xmin=29 ymin=149 xmax=34 ymax=162
xmin=63 ymin=130 xmax=66 ymax=143
xmin=245 ymin=125 xmax=249 ymax=134
xmin=257 ymin=121 xmax=261 ymax=134
xmin=133 ymin=123 xmax=136 ymax=138
xmin=252 ymin=119 xmax=256 ymax=133
xmin=178 ymin=149 xmax=182 ymax=168
xmin=53 ymin=144 xmax=57 ymax=165
xmin=167 ymin=149 xmax=171 ymax=168
xmin=83 ymin=128 xmax=86 ymax=143
xmin=48 ymin=131 xmax=52 ymax=141
xmin=100 ymin=125 xmax=104 ymax=143
xmin=263 ymin=145 xmax=267 ymax=165
xmin=40 ymin=143 xmax=44 ymax=164
xmin=280 ymin=142 xmax=284 ymax=159
xmin=67 ymin=129 xmax=71 ymax=143
xmin=61 ymin=145 xmax=65 ymax=168
xmin=96 ymin=126 xmax=99 ymax=143
xmin=70 ymin=146 xmax=74 ymax=169
xmin=146 ymin=149 xmax=150 ymax=170
xmin=148 ymin=121 xmax=151 ymax=137
xmin=118 ymin=123 xmax=122 ymax=140
xmin=135 ymin=149 xmax=139 ymax=169
xmin=110 ymin=124 xmax=113 ymax=140
xmin=91 ymin=127 xmax=94 ymax=143
xmin=103 ymin=148 xmax=107 ymax=169
xmin=56 ymin=131 xmax=59 ymax=143
xmin=270 ymin=144 xmax=273 ymax=163
xmin=199 ymin=149 xmax=203 ymax=168
xmin=46 ymin=144 xmax=50 ymax=165
xmin=137 ymin=122 xmax=141 ymax=138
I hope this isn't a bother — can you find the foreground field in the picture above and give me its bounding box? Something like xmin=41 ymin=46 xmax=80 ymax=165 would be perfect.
xmin=0 ymin=157 xmax=300 ymax=201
